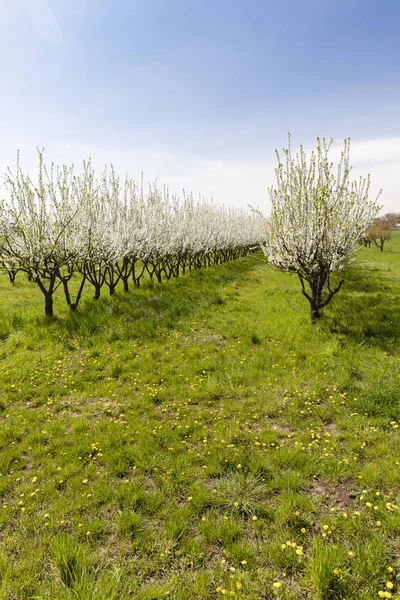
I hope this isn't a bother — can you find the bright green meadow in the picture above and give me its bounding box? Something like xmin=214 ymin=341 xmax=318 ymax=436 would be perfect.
xmin=0 ymin=233 xmax=399 ymax=599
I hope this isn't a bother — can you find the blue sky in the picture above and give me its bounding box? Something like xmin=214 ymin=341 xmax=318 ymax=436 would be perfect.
xmin=1 ymin=0 xmax=399 ymax=211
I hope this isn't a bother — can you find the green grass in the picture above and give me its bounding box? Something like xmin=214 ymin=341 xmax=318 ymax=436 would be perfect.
xmin=0 ymin=233 xmax=399 ymax=599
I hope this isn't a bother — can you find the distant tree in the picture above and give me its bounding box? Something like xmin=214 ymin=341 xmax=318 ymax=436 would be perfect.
xmin=255 ymin=135 xmax=380 ymax=322
xmin=366 ymin=216 xmax=393 ymax=252
xmin=363 ymin=212 xmax=399 ymax=250
xmin=383 ymin=212 xmax=399 ymax=229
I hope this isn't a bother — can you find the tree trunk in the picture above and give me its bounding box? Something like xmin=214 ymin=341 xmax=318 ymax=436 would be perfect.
xmin=310 ymin=306 xmax=321 ymax=323
xmin=8 ymin=271 xmax=17 ymax=284
xmin=45 ymin=293 xmax=54 ymax=317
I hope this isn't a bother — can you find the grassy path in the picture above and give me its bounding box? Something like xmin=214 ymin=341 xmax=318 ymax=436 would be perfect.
xmin=0 ymin=234 xmax=399 ymax=599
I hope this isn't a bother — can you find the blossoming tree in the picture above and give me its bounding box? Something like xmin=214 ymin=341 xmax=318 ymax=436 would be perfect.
xmin=258 ymin=136 xmax=380 ymax=322
xmin=0 ymin=151 xmax=265 ymax=316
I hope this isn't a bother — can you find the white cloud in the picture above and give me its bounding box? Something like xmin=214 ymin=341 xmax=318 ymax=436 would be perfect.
xmin=347 ymin=138 xmax=400 ymax=167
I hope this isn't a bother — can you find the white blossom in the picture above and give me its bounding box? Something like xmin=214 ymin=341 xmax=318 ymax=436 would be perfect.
xmin=256 ymin=135 xmax=380 ymax=321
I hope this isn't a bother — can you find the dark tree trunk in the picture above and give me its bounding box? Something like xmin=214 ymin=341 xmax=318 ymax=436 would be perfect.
xmin=62 ymin=274 xmax=86 ymax=311
xmin=310 ymin=306 xmax=321 ymax=323
xmin=34 ymin=272 xmax=56 ymax=317
xmin=45 ymin=293 xmax=54 ymax=317
xmin=298 ymin=272 xmax=343 ymax=324
xmin=8 ymin=271 xmax=17 ymax=284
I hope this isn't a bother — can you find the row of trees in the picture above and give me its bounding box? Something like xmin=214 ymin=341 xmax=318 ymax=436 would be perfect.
xmin=0 ymin=152 xmax=265 ymax=316
xmin=0 ymin=138 xmax=387 ymax=324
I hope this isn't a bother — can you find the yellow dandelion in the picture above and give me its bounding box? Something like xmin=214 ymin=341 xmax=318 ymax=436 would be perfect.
xmin=273 ymin=582 xmax=282 ymax=589
xmin=386 ymin=582 xmax=394 ymax=590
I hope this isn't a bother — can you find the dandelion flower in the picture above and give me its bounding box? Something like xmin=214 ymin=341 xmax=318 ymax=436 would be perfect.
xmin=273 ymin=582 xmax=282 ymax=589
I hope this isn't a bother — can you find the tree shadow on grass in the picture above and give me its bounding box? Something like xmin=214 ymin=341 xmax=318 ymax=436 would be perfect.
xmin=38 ymin=255 xmax=261 ymax=346
xmin=324 ymin=268 xmax=400 ymax=352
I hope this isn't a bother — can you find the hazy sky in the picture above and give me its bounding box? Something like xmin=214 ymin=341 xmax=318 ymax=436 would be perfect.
xmin=1 ymin=0 xmax=399 ymax=213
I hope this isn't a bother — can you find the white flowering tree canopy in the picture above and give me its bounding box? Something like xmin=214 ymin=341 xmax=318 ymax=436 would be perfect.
xmin=258 ymin=136 xmax=380 ymax=321
xmin=0 ymin=150 xmax=265 ymax=316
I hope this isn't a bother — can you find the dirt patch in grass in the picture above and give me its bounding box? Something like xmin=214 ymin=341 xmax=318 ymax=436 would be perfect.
xmin=178 ymin=329 xmax=226 ymax=348
xmin=309 ymin=478 xmax=358 ymax=510
xmin=269 ymin=421 xmax=294 ymax=435
xmin=324 ymin=422 xmax=339 ymax=435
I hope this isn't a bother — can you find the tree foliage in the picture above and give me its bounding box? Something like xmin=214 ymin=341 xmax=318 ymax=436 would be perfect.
xmin=363 ymin=213 xmax=397 ymax=251
xmin=256 ymin=135 xmax=380 ymax=322
xmin=0 ymin=151 xmax=264 ymax=316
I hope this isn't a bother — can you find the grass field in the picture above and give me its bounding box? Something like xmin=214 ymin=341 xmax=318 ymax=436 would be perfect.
xmin=0 ymin=233 xmax=399 ymax=599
